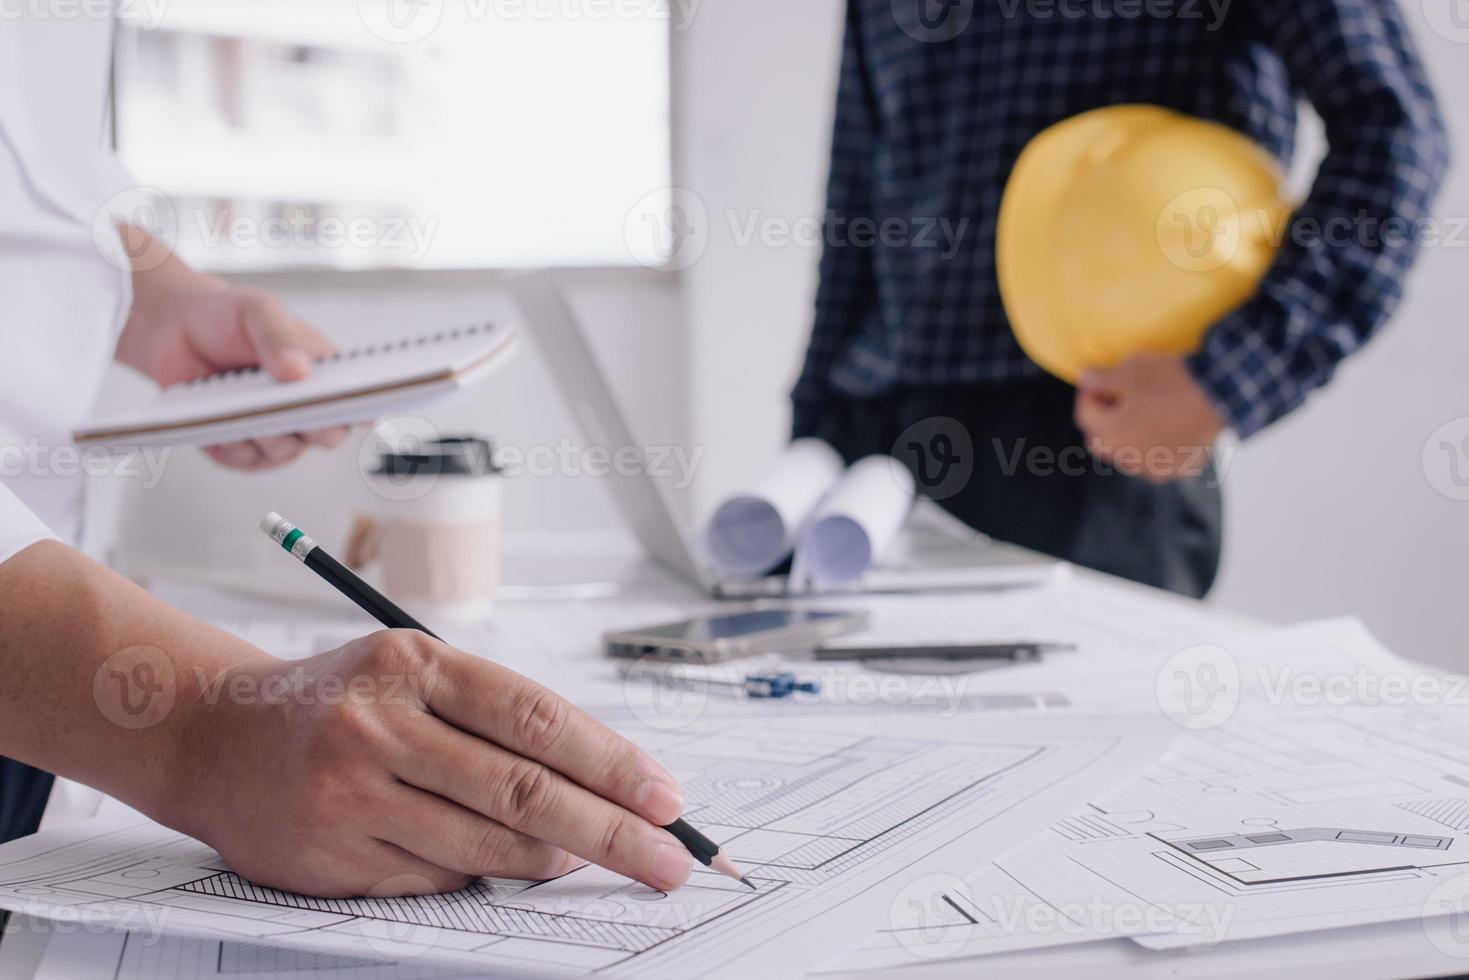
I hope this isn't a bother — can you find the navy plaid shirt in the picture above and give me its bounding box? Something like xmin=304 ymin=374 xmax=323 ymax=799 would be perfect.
xmin=792 ymin=0 xmax=1450 ymax=439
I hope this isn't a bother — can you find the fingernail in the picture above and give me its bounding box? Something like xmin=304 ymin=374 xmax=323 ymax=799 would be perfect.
xmin=649 ymin=843 xmax=692 ymax=891
xmin=638 ymin=779 xmax=685 ymax=823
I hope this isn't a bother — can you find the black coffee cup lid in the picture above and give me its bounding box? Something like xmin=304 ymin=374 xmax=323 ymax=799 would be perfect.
xmin=374 ymin=436 xmax=502 ymax=477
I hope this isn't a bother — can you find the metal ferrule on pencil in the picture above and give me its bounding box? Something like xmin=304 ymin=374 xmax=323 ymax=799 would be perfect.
xmin=261 ymin=511 xmax=317 ymax=562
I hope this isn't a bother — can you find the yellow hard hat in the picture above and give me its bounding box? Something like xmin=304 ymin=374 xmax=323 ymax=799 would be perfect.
xmin=997 ymin=105 xmax=1292 ymax=383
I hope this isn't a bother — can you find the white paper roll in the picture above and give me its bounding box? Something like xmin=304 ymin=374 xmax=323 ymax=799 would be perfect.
xmin=704 ymin=438 xmax=845 ymax=579
xmin=794 ymin=455 xmax=916 ymax=586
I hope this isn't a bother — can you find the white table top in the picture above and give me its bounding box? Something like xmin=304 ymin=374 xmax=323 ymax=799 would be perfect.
xmin=5 ymin=542 xmax=1462 ymax=980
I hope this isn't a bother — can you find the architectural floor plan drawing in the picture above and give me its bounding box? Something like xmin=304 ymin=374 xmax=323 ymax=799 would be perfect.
xmin=0 ymin=713 xmax=1171 ymax=980
xmin=831 ymin=701 xmax=1469 ymax=970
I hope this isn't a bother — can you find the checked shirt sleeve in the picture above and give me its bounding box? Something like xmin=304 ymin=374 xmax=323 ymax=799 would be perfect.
xmin=1186 ymin=0 xmax=1451 ymax=437
xmin=791 ymin=0 xmax=882 ymax=440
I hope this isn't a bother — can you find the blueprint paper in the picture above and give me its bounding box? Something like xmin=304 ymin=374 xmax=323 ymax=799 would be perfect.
xmin=0 ymin=712 xmax=1173 ymax=980
xmin=703 ymin=439 xmax=845 ymax=579
xmin=793 ymin=456 xmax=916 ymax=587
xmin=825 ymin=620 xmax=1469 ymax=969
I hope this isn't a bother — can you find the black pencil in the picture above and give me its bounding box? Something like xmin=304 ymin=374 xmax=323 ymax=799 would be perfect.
xmin=663 ymin=818 xmax=757 ymax=889
xmin=259 ymin=512 xmax=755 ymax=891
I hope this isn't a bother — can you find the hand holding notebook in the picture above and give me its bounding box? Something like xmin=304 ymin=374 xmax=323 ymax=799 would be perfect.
xmin=74 ymin=322 xmax=520 ymax=449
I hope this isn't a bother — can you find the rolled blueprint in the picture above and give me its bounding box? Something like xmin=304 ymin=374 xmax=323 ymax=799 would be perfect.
xmin=794 ymin=455 xmax=916 ymax=587
xmin=704 ymin=438 xmax=846 ymax=579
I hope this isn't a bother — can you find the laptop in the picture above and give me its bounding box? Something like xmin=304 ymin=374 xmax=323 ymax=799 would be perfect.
xmin=510 ymin=271 xmax=1063 ymax=599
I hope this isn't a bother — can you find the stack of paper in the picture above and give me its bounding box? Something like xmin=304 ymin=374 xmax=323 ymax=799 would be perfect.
xmin=74 ymin=322 xmax=519 ymax=449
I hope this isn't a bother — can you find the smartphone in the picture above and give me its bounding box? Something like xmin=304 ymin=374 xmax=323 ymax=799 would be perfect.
xmin=604 ymin=608 xmax=869 ymax=664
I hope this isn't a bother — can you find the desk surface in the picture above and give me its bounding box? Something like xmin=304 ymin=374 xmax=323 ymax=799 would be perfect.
xmin=4 ymin=544 xmax=1460 ymax=980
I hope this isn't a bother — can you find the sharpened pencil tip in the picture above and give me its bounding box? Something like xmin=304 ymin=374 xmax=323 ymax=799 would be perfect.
xmin=741 ymin=877 xmax=757 ymax=890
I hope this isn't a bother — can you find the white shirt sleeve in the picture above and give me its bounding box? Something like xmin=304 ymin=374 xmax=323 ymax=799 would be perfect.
xmin=0 ymin=481 xmax=57 ymax=566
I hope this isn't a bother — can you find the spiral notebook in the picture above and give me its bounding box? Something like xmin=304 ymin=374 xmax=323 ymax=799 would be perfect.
xmin=73 ymin=321 xmax=520 ymax=449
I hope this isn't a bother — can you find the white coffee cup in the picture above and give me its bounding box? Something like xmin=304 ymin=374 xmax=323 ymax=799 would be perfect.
xmin=348 ymin=436 xmax=505 ymax=622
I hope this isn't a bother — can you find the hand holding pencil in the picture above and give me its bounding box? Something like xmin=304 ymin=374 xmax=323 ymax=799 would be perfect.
xmin=236 ymin=513 xmax=753 ymax=897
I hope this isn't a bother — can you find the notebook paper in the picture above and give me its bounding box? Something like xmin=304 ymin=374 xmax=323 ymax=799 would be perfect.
xmin=74 ymin=322 xmax=519 ymax=449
